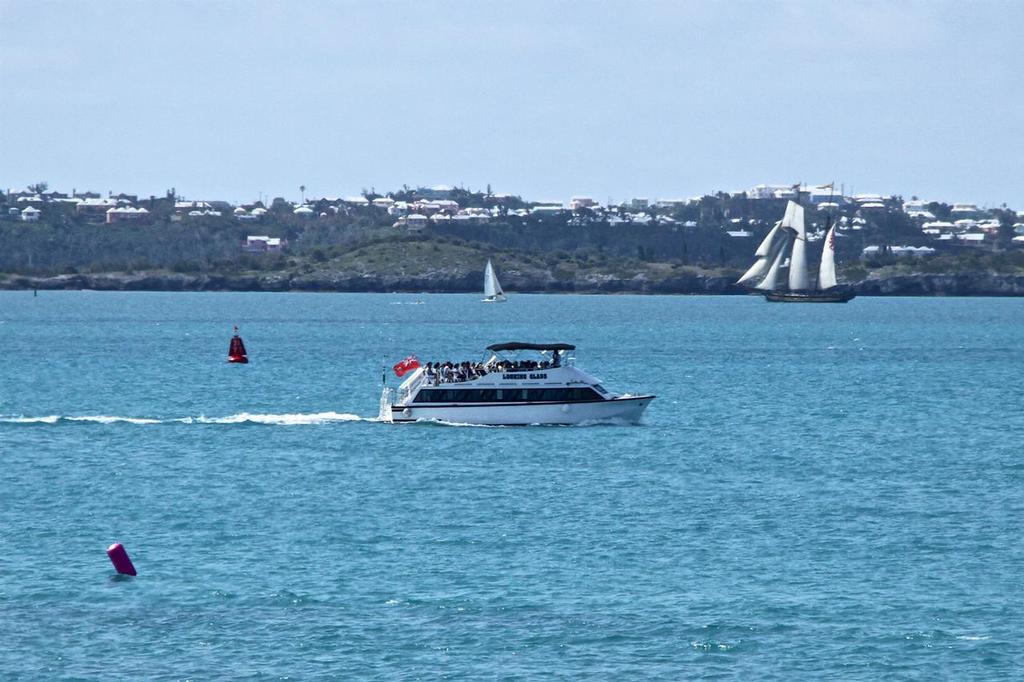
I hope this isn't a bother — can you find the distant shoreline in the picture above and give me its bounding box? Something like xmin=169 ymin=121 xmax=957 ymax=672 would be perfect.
xmin=4 ymin=271 xmax=1024 ymax=297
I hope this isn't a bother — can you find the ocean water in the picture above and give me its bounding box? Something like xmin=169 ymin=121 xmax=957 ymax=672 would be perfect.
xmin=1 ymin=291 xmax=1022 ymax=680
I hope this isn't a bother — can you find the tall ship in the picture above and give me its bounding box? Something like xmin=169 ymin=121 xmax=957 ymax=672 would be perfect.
xmin=737 ymin=200 xmax=855 ymax=303
xmin=380 ymin=342 xmax=654 ymax=425
xmin=482 ymin=259 xmax=507 ymax=302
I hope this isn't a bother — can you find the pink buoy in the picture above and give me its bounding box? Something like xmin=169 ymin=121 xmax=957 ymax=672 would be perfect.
xmin=106 ymin=542 xmax=137 ymax=576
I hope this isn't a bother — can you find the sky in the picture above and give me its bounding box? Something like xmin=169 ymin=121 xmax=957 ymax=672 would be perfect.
xmin=1 ymin=1 xmax=1022 ymax=207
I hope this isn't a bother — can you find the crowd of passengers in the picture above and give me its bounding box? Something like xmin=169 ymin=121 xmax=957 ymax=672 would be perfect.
xmin=422 ymin=353 xmax=562 ymax=385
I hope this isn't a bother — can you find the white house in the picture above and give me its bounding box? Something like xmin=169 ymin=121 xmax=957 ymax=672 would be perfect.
xmin=77 ymin=197 xmax=119 ymax=218
xmin=531 ymin=204 xmax=564 ymax=215
xmin=20 ymin=206 xmax=41 ymax=222
xmin=106 ymin=206 xmax=149 ymax=224
xmin=570 ymin=196 xmax=598 ymax=210
xmin=951 ymin=203 xmax=983 ymax=218
xmin=433 ymin=199 xmax=460 ymax=213
xmin=243 ymin=235 xmax=286 ymax=253
xmin=748 ymin=184 xmax=792 ymax=200
xmin=406 ymin=213 xmax=428 ymax=231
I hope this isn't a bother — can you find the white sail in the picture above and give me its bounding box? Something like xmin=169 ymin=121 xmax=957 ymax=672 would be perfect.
xmin=736 ymin=255 xmax=771 ymax=285
xmin=784 ymin=202 xmax=810 ymax=291
xmin=483 ymin=260 xmax=506 ymax=301
xmin=737 ymin=222 xmax=784 ymax=284
xmin=755 ymin=235 xmax=791 ymax=291
xmin=754 ymin=221 xmax=783 ymax=257
xmin=818 ymin=225 xmax=837 ymax=290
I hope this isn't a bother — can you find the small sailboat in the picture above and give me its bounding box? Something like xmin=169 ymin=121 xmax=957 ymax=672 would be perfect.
xmin=228 ymin=326 xmax=249 ymax=363
xmin=483 ymin=260 xmax=507 ymax=302
xmin=737 ymin=200 xmax=855 ymax=303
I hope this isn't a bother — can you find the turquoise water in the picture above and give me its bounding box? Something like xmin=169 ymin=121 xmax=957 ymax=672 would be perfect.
xmin=1 ymin=291 xmax=1022 ymax=679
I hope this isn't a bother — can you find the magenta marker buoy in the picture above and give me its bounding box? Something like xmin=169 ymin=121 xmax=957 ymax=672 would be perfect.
xmin=106 ymin=542 xmax=137 ymax=576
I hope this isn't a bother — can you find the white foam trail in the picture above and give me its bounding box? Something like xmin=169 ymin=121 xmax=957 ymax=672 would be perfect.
xmin=65 ymin=415 xmax=162 ymax=425
xmin=0 ymin=415 xmax=60 ymax=424
xmin=573 ymin=417 xmax=641 ymax=427
xmin=1 ymin=412 xmax=367 ymax=426
xmin=193 ymin=412 xmax=364 ymax=426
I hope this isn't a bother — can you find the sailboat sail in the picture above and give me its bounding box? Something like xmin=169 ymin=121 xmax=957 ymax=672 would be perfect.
xmin=755 ymin=221 xmax=783 ymax=258
xmin=755 ymin=235 xmax=791 ymax=291
xmin=483 ymin=260 xmax=506 ymax=301
xmin=784 ymin=202 xmax=810 ymax=291
xmin=737 ymin=222 xmax=784 ymax=284
xmin=818 ymin=225 xmax=837 ymax=290
xmin=738 ymin=197 xmax=854 ymax=302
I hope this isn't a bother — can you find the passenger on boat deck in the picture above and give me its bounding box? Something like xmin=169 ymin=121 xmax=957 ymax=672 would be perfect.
xmin=421 ymin=360 xmax=490 ymax=384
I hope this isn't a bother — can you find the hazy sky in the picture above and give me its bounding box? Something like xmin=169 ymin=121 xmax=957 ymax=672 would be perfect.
xmin=1 ymin=1 xmax=1022 ymax=206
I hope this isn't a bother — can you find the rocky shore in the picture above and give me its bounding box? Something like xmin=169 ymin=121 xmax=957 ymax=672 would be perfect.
xmin=4 ymin=270 xmax=1024 ymax=296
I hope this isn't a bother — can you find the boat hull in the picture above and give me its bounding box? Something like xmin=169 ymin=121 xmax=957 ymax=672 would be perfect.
xmin=389 ymin=395 xmax=654 ymax=425
xmin=762 ymin=290 xmax=856 ymax=303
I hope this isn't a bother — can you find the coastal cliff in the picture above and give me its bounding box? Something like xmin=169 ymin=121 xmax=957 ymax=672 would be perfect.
xmin=4 ymin=269 xmax=1024 ymax=296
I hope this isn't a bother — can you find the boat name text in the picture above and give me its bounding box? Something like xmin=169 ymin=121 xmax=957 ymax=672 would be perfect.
xmin=502 ymin=373 xmax=548 ymax=380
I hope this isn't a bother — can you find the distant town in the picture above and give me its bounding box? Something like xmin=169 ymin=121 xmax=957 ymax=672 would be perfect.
xmin=2 ymin=181 xmax=1023 ymax=295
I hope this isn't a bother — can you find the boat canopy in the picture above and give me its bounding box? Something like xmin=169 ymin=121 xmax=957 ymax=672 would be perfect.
xmin=486 ymin=342 xmax=576 ymax=352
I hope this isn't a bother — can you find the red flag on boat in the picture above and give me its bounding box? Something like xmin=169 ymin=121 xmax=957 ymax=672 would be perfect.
xmin=393 ymin=355 xmax=420 ymax=377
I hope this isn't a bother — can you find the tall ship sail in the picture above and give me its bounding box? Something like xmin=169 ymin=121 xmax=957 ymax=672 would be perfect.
xmin=483 ymin=260 xmax=507 ymax=302
xmin=737 ymin=200 xmax=855 ymax=303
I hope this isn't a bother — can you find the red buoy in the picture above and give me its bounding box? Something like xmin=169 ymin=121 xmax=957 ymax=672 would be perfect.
xmin=228 ymin=325 xmax=248 ymax=364
xmin=106 ymin=542 xmax=137 ymax=576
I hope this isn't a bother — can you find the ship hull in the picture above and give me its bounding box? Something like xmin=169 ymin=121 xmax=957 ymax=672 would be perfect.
xmin=762 ymin=290 xmax=856 ymax=303
xmin=389 ymin=395 xmax=654 ymax=426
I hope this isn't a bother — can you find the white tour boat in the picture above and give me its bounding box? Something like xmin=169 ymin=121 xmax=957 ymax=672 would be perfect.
xmin=483 ymin=259 xmax=507 ymax=302
xmin=380 ymin=342 xmax=654 ymax=425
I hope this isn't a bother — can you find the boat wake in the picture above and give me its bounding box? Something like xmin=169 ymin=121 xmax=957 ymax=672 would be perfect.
xmin=1 ymin=413 xmax=639 ymax=428
xmin=0 ymin=412 xmax=369 ymax=426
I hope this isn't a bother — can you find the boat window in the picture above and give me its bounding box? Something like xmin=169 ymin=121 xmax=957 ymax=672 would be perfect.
xmin=592 ymin=384 xmax=608 ymax=395
xmin=413 ymin=389 xmax=449 ymax=403
xmin=525 ymin=388 xmax=602 ymax=402
xmin=413 ymin=387 xmax=601 ymax=404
